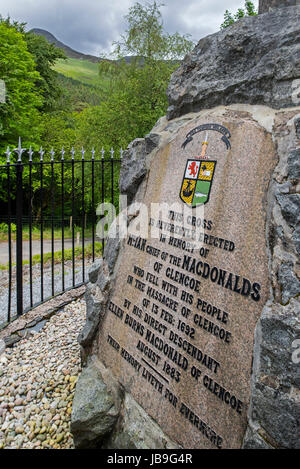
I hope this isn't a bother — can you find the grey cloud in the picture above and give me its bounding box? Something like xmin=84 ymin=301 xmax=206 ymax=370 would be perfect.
xmin=162 ymin=0 xmax=259 ymax=41
xmin=0 ymin=0 xmax=258 ymax=55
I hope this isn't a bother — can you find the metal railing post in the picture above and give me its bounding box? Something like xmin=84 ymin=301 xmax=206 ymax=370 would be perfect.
xmin=5 ymin=147 xmax=12 ymax=322
xmin=16 ymin=160 xmax=23 ymax=316
xmin=13 ymin=138 xmax=26 ymax=317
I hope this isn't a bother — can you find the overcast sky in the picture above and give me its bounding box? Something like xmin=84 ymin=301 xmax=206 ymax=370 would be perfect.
xmin=0 ymin=0 xmax=259 ymax=56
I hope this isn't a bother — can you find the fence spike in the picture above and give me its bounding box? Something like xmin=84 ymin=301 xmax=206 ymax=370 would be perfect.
xmin=50 ymin=147 xmax=55 ymax=161
xmin=71 ymin=147 xmax=75 ymax=160
xmin=28 ymin=146 xmax=33 ymax=162
xmin=5 ymin=146 xmax=11 ymax=163
xmin=39 ymin=146 xmax=44 ymax=161
xmin=81 ymin=147 xmax=85 ymax=160
xmin=13 ymin=137 xmax=26 ymax=162
xmin=110 ymin=147 xmax=114 ymax=159
xmin=61 ymin=147 xmax=65 ymax=160
xmin=91 ymin=148 xmax=95 ymax=160
xmin=101 ymin=147 xmax=105 ymax=159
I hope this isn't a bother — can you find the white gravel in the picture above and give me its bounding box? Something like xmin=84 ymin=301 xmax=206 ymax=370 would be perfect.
xmin=0 ymin=298 xmax=86 ymax=449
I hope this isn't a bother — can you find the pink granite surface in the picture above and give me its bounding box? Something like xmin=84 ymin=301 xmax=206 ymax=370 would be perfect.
xmin=97 ymin=110 xmax=277 ymax=449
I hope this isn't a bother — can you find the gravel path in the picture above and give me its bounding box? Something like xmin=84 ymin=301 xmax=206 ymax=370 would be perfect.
xmin=0 ymin=261 xmax=91 ymax=327
xmin=0 ymin=298 xmax=86 ymax=449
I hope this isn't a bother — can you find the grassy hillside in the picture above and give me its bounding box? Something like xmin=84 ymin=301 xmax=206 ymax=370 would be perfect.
xmin=53 ymin=58 xmax=101 ymax=86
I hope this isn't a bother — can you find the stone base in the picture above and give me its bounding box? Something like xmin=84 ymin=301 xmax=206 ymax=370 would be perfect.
xmin=71 ymin=359 xmax=180 ymax=449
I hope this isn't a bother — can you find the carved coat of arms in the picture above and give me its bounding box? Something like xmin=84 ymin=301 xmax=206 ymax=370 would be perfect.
xmin=180 ymin=123 xmax=231 ymax=208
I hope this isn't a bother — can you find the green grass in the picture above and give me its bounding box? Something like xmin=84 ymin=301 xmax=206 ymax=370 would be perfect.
xmin=0 ymin=242 xmax=103 ymax=270
xmin=0 ymin=225 xmax=94 ymax=242
xmin=53 ymin=58 xmax=103 ymax=86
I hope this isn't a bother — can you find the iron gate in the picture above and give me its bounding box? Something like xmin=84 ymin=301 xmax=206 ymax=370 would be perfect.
xmin=0 ymin=139 xmax=122 ymax=328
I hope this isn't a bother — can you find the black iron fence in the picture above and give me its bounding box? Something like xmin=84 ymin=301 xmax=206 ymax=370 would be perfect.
xmin=0 ymin=139 xmax=122 ymax=328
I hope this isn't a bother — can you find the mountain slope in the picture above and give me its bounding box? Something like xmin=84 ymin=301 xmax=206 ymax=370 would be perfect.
xmin=53 ymin=58 xmax=103 ymax=86
xmin=30 ymin=28 xmax=100 ymax=63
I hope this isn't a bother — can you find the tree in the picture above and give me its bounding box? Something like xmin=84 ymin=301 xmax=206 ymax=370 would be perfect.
xmin=113 ymin=0 xmax=193 ymax=61
xmin=25 ymin=31 xmax=66 ymax=112
xmin=0 ymin=16 xmax=66 ymax=112
xmin=221 ymin=1 xmax=257 ymax=29
xmin=0 ymin=22 xmax=44 ymax=206
xmin=0 ymin=21 xmax=43 ymax=151
xmin=78 ymin=1 xmax=194 ymax=151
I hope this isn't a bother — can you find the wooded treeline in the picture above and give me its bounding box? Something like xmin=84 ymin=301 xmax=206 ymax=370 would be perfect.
xmin=0 ymin=2 xmax=194 ymax=220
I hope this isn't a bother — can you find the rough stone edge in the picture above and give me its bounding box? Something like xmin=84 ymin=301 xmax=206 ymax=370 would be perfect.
xmin=166 ymin=6 xmax=300 ymax=121
xmin=103 ymin=391 xmax=182 ymax=450
xmin=71 ymin=357 xmax=124 ymax=448
xmin=243 ymin=108 xmax=300 ymax=448
xmin=0 ymin=285 xmax=85 ymax=350
xmin=71 ymin=357 xmax=180 ymax=449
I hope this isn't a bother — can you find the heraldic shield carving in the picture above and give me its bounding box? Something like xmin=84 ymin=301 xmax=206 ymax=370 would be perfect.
xmin=180 ymin=159 xmax=216 ymax=207
xmin=180 ymin=123 xmax=231 ymax=208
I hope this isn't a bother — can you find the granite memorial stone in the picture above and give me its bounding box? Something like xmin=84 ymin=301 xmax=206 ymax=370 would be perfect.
xmin=95 ymin=111 xmax=276 ymax=449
